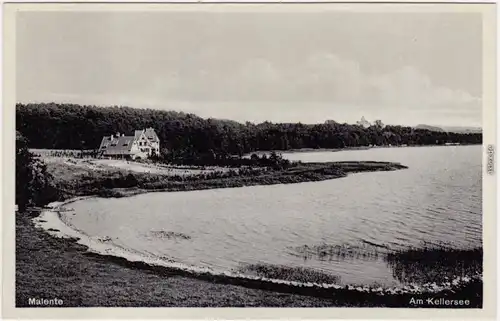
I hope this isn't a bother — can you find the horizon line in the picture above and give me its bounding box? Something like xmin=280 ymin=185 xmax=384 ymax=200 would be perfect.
xmin=15 ymin=100 xmax=483 ymax=130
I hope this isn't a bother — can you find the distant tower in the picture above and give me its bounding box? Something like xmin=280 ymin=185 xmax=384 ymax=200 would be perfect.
xmin=356 ymin=116 xmax=371 ymax=128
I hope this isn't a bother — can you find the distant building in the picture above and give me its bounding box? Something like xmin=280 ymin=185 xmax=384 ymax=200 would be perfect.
xmin=98 ymin=128 xmax=160 ymax=160
xmin=356 ymin=116 xmax=372 ymax=128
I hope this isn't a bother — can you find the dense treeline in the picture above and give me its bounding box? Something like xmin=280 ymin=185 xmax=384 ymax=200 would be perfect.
xmin=16 ymin=103 xmax=482 ymax=158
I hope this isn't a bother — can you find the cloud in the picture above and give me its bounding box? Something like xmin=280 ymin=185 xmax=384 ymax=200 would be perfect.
xmin=147 ymin=52 xmax=480 ymax=118
xmin=367 ymin=65 xmax=480 ymax=111
xmin=21 ymin=52 xmax=480 ymax=126
xmin=288 ymin=53 xmax=481 ymax=114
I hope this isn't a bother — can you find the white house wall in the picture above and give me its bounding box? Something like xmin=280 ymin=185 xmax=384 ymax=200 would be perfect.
xmin=98 ymin=129 xmax=160 ymax=159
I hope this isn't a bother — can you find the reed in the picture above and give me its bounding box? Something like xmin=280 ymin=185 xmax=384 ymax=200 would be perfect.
xmin=237 ymin=263 xmax=341 ymax=284
xmin=384 ymin=243 xmax=482 ymax=285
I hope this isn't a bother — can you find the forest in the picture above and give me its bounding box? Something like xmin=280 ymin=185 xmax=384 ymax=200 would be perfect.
xmin=16 ymin=103 xmax=482 ymax=160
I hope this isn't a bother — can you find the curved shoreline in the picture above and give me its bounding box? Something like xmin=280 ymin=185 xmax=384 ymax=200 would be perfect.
xmin=72 ymin=160 xmax=410 ymax=200
xmin=33 ymin=196 xmax=482 ymax=300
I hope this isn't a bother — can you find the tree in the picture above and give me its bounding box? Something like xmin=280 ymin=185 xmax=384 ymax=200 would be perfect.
xmin=16 ymin=132 xmax=57 ymax=211
xmin=250 ymin=153 xmax=260 ymax=162
xmin=374 ymin=120 xmax=384 ymax=129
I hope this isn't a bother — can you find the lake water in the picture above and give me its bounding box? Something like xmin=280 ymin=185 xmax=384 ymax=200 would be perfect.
xmin=64 ymin=146 xmax=482 ymax=287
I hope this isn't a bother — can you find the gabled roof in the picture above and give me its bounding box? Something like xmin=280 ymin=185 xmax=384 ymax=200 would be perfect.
xmin=99 ymin=135 xmax=135 ymax=155
xmin=144 ymin=127 xmax=159 ymax=142
xmin=98 ymin=136 xmax=111 ymax=150
xmin=134 ymin=130 xmax=144 ymax=141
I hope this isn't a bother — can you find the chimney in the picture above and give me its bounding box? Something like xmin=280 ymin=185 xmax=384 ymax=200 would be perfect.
xmin=110 ymin=134 xmax=114 ymax=140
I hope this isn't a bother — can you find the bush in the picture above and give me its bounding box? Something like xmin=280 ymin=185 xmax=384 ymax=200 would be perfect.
xmin=159 ymin=149 xmax=293 ymax=169
xmin=16 ymin=133 xmax=59 ymax=211
xmin=125 ymin=173 xmax=139 ymax=187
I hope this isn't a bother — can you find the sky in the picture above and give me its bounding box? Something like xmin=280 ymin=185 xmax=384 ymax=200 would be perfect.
xmin=16 ymin=10 xmax=483 ymax=127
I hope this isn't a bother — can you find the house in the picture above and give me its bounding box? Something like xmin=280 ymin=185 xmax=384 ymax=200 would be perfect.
xmin=98 ymin=128 xmax=160 ymax=160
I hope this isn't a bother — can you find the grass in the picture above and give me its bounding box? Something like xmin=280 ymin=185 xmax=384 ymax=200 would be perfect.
xmin=237 ymin=264 xmax=342 ymax=284
xmin=286 ymin=242 xmax=482 ymax=292
xmin=149 ymin=230 xmax=191 ymax=240
xmin=384 ymin=244 xmax=483 ymax=285
xmin=47 ymin=159 xmax=408 ymax=201
xmin=287 ymin=242 xmax=482 ymax=286
xmin=288 ymin=243 xmax=385 ymax=261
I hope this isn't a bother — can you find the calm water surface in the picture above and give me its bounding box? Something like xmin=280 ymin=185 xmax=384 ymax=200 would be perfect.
xmin=65 ymin=146 xmax=482 ymax=287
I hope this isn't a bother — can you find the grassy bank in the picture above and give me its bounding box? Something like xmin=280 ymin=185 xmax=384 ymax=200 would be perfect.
xmin=50 ymin=159 xmax=407 ymax=200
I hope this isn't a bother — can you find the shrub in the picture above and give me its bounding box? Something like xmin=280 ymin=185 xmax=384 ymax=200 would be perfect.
xmin=16 ymin=133 xmax=59 ymax=211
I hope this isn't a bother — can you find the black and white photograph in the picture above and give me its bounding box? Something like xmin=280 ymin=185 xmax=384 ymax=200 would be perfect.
xmin=2 ymin=2 xmax=497 ymax=318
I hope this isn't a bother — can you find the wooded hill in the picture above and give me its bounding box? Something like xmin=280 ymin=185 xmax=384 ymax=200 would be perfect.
xmin=16 ymin=103 xmax=482 ymax=158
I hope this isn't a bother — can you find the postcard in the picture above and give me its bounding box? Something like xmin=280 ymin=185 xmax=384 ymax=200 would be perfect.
xmin=2 ymin=2 xmax=497 ymax=319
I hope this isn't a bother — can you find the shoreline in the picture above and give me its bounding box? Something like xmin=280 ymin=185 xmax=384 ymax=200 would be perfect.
xmin=17 ymin=209 xmax=483 ymax=307
xmin=33 ymin=198 xmax=482 ymax=302
xmin=66 ymin=161 xmax=410 ymax=199
xmin=17 ymin=158 xmax=483 ymax=307
xmin=245 ymin=143 xmax=481 ymax=156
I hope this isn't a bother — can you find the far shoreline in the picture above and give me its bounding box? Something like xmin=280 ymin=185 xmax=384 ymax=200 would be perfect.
xmin=245 ymin=143 xmax=482 ymax=157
